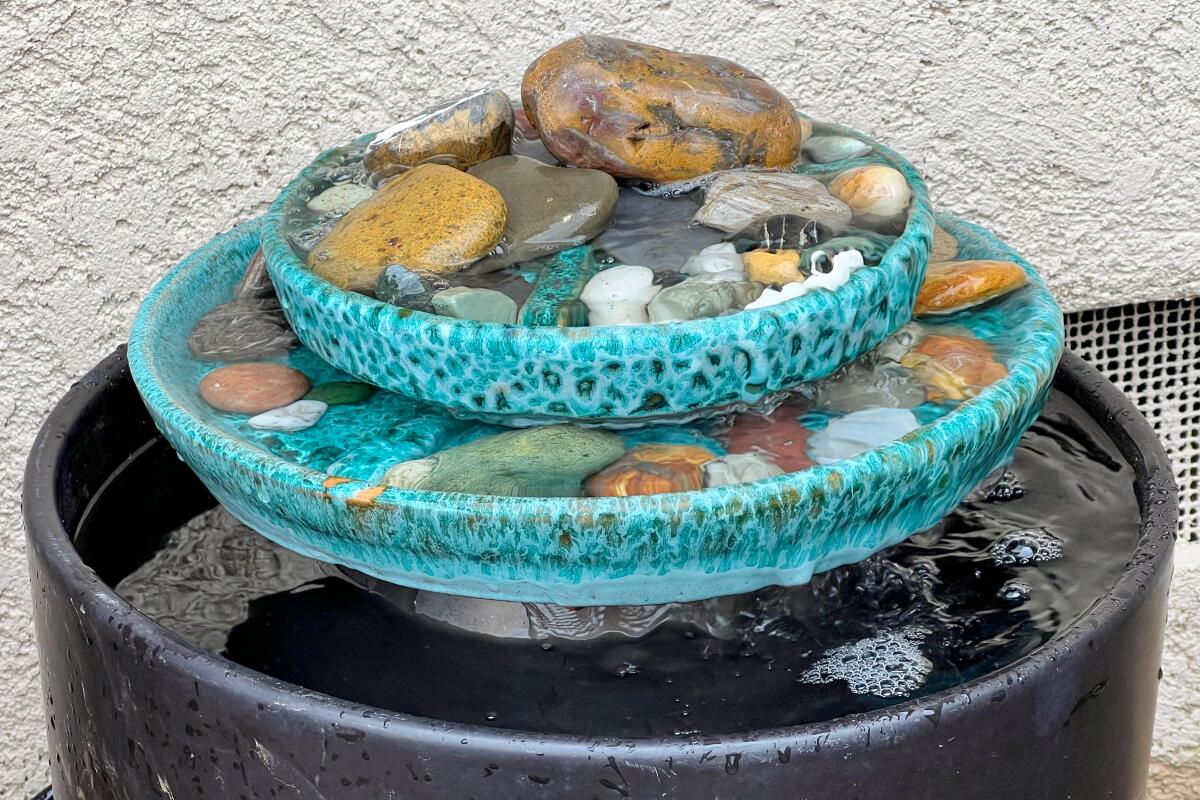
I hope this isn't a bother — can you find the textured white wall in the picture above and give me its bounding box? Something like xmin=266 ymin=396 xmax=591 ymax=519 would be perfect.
xmin=2 ymin=0 xmax=1198 ymax=795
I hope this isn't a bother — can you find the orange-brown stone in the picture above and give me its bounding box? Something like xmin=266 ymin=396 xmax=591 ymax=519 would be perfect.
xmin=585 ymin=444 xmax=717 ymax=497
xmin=901 ymin=334 xmax=1008 ymax=401
xmin=914 ymin=260 xmax=1029 ymax=316
xmin=522 ymin=35 xmax=807 ymax=183
xmin=199 ymin=362 xmax=310 ymax=414
xmin=306 ymin=164 xmax=506 ymax=291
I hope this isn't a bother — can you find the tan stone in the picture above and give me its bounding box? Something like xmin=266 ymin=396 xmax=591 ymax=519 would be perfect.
xmin=522 ymin=35 xmax=805 ymax=183
xmin=828 ymin=164 xmax=912 ymax=219
xmin=914 ymin=259 xmax=1029 ymax=316
xmin=931 ymin=224 xmax=959 ymax=261
xmin=306 ymin=164 xmax=506 ymax=291
xmin=743 ymin=249 xmax=803 ymax=286
xmin=199 ymin=362 xmax=310 ymax=414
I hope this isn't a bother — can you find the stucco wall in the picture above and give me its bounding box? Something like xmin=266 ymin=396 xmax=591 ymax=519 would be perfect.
xmin=2 ymin=0 xmax=1198 ymax=796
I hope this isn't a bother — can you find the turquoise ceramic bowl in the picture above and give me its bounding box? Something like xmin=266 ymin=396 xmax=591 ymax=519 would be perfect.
xmin=262 ymin=122 xmax=935 ymax=422
xmin=130 ymin=213 xmax=1062 ymax=606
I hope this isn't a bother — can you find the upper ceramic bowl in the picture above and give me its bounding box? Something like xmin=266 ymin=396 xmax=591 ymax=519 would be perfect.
xmin=262 ymin=122 xmax=935 ymax=422
xmin=130 ymin=213 xmax=1061 ymax=606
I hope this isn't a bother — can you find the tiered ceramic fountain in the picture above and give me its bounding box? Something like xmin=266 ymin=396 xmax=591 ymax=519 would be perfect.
xmin=130 ymin=35 xmax=1061 ymax=609
xmin=29 ymin=33 xmax=1176 ymax=800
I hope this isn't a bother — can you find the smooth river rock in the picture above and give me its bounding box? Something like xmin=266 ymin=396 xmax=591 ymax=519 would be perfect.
xmin=808 ymin=407 xmax=921 ymax=465
xmin=586 ymin=444 xmax=717 ymax=496
xmin=199 ymin=363 xmax=311 ymax=414
xmin=188 ymin=297 xmax=299 ymax=362
xmin=430 ymin=286 xmax=518 ymax=324
xmin=743 ymin=249 xmax=803 ymax=286
xmin=468 ymin=155 xmax=618 ymax=271
xmin=693 ymin=171 xmax=853 ymax=233
xmin=363 ymin=88 xmax=513 ymax=182
xmin=307 ymin=164 xmax=506 ymax=292
xmin=382 ymin=425 xmax=626 ymax=497
xmin=914 ymin=259 xmax=1029 ymax=316
xmin=647 ymin=279 xmax=764 ymax=323
xmin=901 ymin=334 xmax=1008 ymax=401
xmin=828 ymin=165 xmax=912 ymax=221
xmin=247 ymin=399 xmax=328 ymax=432
xmin=802 ymin=135 xmax=873 ymax=164
xmin=522 ymin=35 xmax=807 ymax=183
xmin=307 ymin=183 xmax=375 ymax=215
xmin=580 ymin=265 xmax=661 ymax=326
xmin=374 ymin=264 xmax=446 ymax=312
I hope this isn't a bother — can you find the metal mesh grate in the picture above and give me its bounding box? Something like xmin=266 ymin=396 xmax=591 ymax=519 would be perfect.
xmin=1064 ymin=297 xmax=1200 ymax=540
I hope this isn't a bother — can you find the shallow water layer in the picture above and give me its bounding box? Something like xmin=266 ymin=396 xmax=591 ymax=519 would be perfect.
xmin=98 ymin=389 xmax=1138 ymax=737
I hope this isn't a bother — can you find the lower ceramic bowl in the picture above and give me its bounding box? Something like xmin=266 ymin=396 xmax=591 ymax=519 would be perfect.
xmin=262 ymin=122 xmax=935 ymax=422
xmin=130 ymin=213 xmax=1061 ymax=606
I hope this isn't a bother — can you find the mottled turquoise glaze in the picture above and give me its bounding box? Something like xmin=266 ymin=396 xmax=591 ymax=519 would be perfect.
xmin=261 ymin=123 xmax=936 ymax=421
xmin=129 ymin=213 xmax=1063 ymax=606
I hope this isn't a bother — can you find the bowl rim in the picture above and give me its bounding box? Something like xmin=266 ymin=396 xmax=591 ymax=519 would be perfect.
xmin=260 ymin=120 xmax=935 ymax=340
xmin=129 ymin=213 xmax=1063 ymax=520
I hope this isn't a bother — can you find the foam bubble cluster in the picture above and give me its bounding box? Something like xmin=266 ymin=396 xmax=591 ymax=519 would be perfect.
xmin=801 ymin=628 xmax=932 ymax=698
xmin=989 ymin=528 xmax=1064 ymax=566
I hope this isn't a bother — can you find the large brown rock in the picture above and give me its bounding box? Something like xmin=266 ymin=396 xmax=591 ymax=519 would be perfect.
xmin=306 ymin=164 xmax=506 ymax=292
xmin=363 ymin=88 xmax=514 ymax=182
xmin=521 ymin=35 xmax=807 ymax=183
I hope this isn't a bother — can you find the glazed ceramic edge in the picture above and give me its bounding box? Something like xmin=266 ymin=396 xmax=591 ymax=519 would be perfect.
xmin=261 ymin=123 xmax=935 ymax=421
xmin=129 ymin=213 xmax=1062 ymax=606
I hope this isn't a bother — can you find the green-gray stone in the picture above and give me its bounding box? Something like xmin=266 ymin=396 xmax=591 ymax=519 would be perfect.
xmin=375 ymin=264 xmax=443 ymax=311
xmin=801 ymin=230 xmax=895 ymax=270
xmin=520 ymin=247 xmax=604 ymax=327
xmin=304 ymin=381 xmax=377 ymax=405
xmin=802 ymin=135 xmax=873 ymax=164
xmin=648 ymin=280 xmax=766 ymax=323
xmin=384 ymin=425 xmax=626 ymax=497
xmin=430 ymin=286 xmax=518 ymax=324
xmin=468 ymin=155 xmax=619 ymax=272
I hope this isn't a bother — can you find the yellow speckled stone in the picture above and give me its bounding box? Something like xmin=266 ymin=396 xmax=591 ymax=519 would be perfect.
xmin=307 ymin=164 xmax=506 ymax=291
xmin=743 ymin=249 xmax=803 ymax=286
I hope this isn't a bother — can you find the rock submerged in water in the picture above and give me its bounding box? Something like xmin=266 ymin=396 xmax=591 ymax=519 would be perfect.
xmin=199 ymin=363 xmax=311 ymax=414
xmin=247 ymin=399 xmax=328 ymax=432
xmin=914 ymin=259 xmax=1029 ymax=316
xmin=467 ymin=155 xmax=618 ymax=271
xmin=304 ymin=381 xmax=377 ymax=406
xmin=307 ymin=164 xmax=507 ymax=292
xmin=522 ymin=35 xmax=807 ymax=183
xmin=430 ymin=286 xmax=518 ymax=324
xmin=808 ymin=407 xmax=921 ymax=465
xmin=585 ymin=444 xmax=717 ymax=496
xmin=648 ymin=279 xmax=764 ymax=323
xmin=801 ymin=231 xmax=894 ymax=270
xmin=382 ymin=425 xmax=626 ymax=497
xmin=931 ymin=224 xmax=960 ymax=261
xmin=307 ymin=183 xmax=374 ymax=215
xmin=702 ymin=452 xmax=784 ymax=487
xmin=374 ymin=264 xmax=446 ymax=311
xmin=693 ymin=171 xmax=853 ymax=233
xmin=363 ymin=88 xmax=514 ymax=182
xmin=188 ymin=297 xmax=299 ymax=362
xmin=901 ymin=334 xmax=1008 ymax=401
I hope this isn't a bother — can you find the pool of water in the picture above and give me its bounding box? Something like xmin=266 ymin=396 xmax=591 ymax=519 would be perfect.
xmin=90 ymin=389 xmax=1138 ymax=738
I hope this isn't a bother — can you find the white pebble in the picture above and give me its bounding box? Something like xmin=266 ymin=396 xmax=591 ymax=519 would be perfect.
xmin=581 ymin=265 xmax=662 ymax=326
xmin=703 ymin=452 xmax=785 ymax=487
xmin=687 ymin=269 xmax=751 ymax=284
xmin=680 ymin=242 xmax=745 ymax=277
xmin=247 ymin=400 xmax=328 ymax=432
xmin=808 ymin=407 xmax=920 ymax=465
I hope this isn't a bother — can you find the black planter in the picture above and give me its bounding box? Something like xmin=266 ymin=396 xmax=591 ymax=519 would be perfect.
xmin=24 ymin=349 xmax=1176 ymax=800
